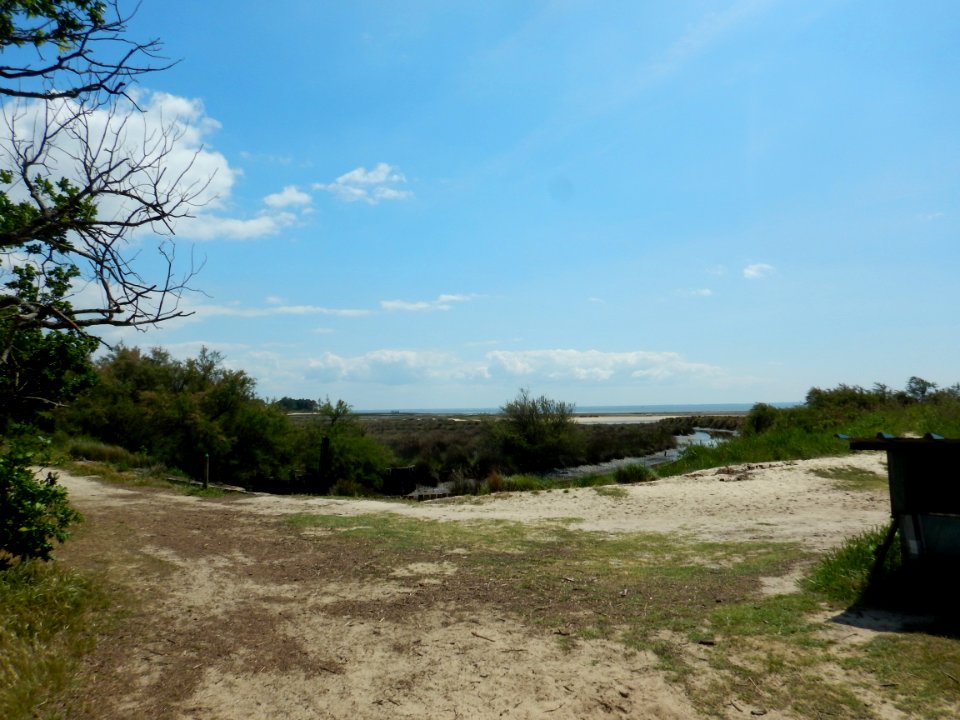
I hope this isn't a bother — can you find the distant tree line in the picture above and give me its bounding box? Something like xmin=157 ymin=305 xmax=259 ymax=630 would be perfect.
xmin=274 ymin=397 xmax=319 ymax=412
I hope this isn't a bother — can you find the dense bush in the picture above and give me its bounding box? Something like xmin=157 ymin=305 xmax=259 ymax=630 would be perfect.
xmin=0 ymin=436 xmax=80 ymax=568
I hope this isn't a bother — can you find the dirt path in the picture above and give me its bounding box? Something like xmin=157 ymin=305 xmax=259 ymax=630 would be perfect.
xmin=51 ymin=454 xmax=894 ymax=719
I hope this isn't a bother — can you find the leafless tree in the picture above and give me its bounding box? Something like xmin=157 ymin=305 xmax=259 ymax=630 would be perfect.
xmin=0 ymin=1 xmax=208 ymax=359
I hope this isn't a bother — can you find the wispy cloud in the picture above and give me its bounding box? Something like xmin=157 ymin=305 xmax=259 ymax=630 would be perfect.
xmin=380 ymin=294 xmax=472 ymax=312
xmin=314 ymin=162 xmax=414 ymax=205
xmin=743 ymin=263 xmax=774 ymax=279
xmin=197 ymin=303 xmax=372 ymax=319
xmin=651 ymin=0 xmax=772 ymax=81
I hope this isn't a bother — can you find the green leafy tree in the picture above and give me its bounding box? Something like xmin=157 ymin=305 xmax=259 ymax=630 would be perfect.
xmin=1 ymin=264 xmax=97 ymax=429
xmin=60 ymin=346 xmax=304 ymax=489
xmin=906 ymin=376 xmax=937 ymax=403
xmin=296 ymin=398 xmax=393 ymax=494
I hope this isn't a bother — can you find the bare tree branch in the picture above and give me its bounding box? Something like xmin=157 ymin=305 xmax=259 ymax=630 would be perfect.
xmin=0 ymin=1 xmax=207 ymax=358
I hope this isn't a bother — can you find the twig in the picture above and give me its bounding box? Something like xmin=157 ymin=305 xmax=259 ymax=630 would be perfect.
xmin=729 ymin=700 xmax=743 ymax=712
xmin=941 ymin=669 xmax=960 ymax=685
xmin=471 ymin=630 xmax=495 ymax=642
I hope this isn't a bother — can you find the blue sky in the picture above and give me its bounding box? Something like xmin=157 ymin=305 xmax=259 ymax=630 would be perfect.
xmin=70 ymin=1 xmax=960 ymax=409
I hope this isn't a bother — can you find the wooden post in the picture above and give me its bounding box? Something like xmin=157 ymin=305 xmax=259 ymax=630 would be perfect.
xmin=204 ymin=452 xmax=209 ymax=489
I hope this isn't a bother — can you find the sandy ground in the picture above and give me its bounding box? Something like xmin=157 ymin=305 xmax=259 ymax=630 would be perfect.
xmin=52 ymin=453 xmax=899 ymax=719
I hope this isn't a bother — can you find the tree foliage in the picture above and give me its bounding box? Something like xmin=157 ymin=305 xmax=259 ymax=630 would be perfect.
xmin=746 ymin=376 xmax=959 ymax=437
xmin=0 ymin=434 xmax=80 ymax=568
xmin=59 ymin=346 xmax=298 ymax=488
xmin=294 ymin=398 xmax=394 ymax=494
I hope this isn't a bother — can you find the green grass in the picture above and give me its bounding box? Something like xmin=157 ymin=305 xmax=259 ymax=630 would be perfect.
xmin=657 ymin=427 xmax=849 ymax=477
xmin=0 ymin=562 xmax=111 ymax=720
xmin=812 ymin=465 xmax=888 ymax=492
xmin=58 ymin=459 xmax=226 ymax=497
xmin=842 ymin=635 xmax=960 ymax=717
xmin=804 ymin=524 xmax=897 ymax=605
xmin=593 ymin=485 xmax=628 ymax=498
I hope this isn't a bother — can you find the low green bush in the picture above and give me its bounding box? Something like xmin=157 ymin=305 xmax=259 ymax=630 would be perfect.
xmin=614 ymin=464 xmax=657 ymax=484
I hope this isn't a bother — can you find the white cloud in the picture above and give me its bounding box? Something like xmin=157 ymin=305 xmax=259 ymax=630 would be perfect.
xmin=684 ymin=288 xmax=714 ymax=297
xmin=185 ymin=212 xmax=299 ymax=240
xmin=314 ymin=162 xmax=414 ymax=205
xmin=485 ymin=349 xmax=722 ymax=383
xmin=743 ymin=263 xmax=774 ymax=279
xmin=263 ymin=185 xmax=312 ymax=208
xmin=303 ymin=346 xmax=721 ymax=388
xmin=0 ymin=92 xmax=316 ymax=243
xmin=381 ymin=294 xmax=471 ymax=312
xmin=308 ymin=349 xmax=487 ymax=384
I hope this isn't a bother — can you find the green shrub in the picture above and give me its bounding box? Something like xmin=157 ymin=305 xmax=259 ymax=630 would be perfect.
xmin=743 ymin=402 xmax=779 ymax=435
xmin=0 ymin=438 xmax=81 ymax=569
xmin=614 ymin=463 xmax=657 ymax=484
xmin=500 ymin=475 xmax=542 ymax=492
xmin=488 ymin=388 xmax=584 ymax=473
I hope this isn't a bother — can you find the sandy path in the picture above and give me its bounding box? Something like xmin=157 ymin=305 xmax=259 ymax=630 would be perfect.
xmin=62 ymin=452 xmax=890 ymax=551
xmin=52 ymin=453 xmax=893 ymax=719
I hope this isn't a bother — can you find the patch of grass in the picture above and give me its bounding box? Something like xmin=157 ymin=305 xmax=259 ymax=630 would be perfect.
xmin=285 ymin=510 xmax=960 ymax=719
xmin=614 ymin=463 xmax=657 ymax=484
xmin=58 ymin=438 xmax=152 ymax=469
xmin=710 ymin=592 xmax=822 ymax=638
xmin=842 ymin=635 xmax=960 ymax=718
xmin=0 ymin=562 xmax=111 ymax=719
xmin=657 ymin=428 xmax=849 ymax=477
xmin=288 ymin=511 xmax=806 ymax=643
xmin=804 ymin=524 xmax=898 ymax=606
xmin=58 ymin=460 xmax=224 ymax=497
xmin=811 ymin=465 xmax=888 ymax=492
xmin=593 ymin=485 xmax=628 ymax=499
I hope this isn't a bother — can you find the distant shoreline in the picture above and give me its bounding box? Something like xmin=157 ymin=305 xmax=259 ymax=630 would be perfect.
xmin=349 ymin=402 xmax=794 ymax=418
xmin=332 ymin=408 xmax=754 ymax=425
